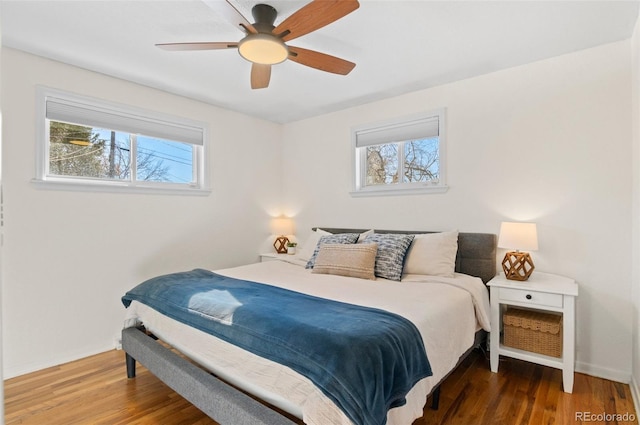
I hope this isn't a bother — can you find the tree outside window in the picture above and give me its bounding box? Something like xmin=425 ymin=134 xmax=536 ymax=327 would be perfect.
xmin=352 ymin=109 xmax=446 ymax=196
xmin=48 ymin=121 xmax=193 ymax=184
xmin=365 ymin=138 xmax=439 ymax=185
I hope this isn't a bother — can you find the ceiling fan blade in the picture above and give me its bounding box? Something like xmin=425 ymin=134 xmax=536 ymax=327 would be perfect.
xmin=251 ymin=63 xmax=271 ymax=89
xmin=201 ymin=0 xmax=257 ymax=34
xmin=274 ymin=0 xmax=359 ymax=42
xmin=156 ymin=42 xmax=238 ymax=51
xmin=288 ymin=46 xmax=355 ymax=75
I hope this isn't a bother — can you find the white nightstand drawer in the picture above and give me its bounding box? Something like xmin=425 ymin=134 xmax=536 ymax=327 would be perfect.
xmin=499 ymin=287 xmax=563 ymax=308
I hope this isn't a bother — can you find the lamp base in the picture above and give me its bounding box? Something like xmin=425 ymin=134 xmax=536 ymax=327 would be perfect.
xmin=273 ymin=236 xmax=289 ymax=254
xmin=501 ymin=251 xmax=535 ymax=281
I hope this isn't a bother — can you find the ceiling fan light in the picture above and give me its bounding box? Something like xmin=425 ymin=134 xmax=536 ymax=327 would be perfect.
xmin=238 ymin=33 xmax=288 ymax=65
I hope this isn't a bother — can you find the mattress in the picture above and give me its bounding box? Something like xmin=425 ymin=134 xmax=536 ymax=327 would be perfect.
xmin=123 ymin=259 xmax=491 ymax=425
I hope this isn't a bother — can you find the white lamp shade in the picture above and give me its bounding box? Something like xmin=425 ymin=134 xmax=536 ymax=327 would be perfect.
xmin=270 ymin=217 xmax=294 ymax=236
xmin=498 ymin=222 xmax=538 ymax=251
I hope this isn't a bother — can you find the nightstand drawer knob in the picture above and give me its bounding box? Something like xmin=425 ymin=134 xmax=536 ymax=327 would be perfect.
xmin=526 ymin=294 xmax=532 ymax=300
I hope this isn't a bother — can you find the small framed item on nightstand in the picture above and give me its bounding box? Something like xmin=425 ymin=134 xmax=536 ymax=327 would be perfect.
xmin=488 ymin=271 xmax=578 ymax=393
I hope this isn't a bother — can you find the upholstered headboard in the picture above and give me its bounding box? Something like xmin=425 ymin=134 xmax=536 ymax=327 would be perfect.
xmin=313 ymin=228 xmax=498 ymax=284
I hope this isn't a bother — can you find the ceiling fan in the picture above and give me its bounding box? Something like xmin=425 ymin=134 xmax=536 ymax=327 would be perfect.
xmin=156 ymin=0 xmax=360 ymax=89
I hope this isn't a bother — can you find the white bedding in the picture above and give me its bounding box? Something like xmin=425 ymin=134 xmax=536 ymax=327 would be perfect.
xmin=124 ymin=259 xmax=491 ymax=425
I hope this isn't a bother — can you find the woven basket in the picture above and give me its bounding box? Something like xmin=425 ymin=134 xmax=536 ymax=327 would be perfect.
xmin=503 ymin=308 xmax=562 ymax=358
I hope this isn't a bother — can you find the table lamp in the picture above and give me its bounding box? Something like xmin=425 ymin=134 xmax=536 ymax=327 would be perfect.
xmin=498 ymin=221 xmax=538 ymax=281
xmin=271 ymin=217 xmax=293 ymax=254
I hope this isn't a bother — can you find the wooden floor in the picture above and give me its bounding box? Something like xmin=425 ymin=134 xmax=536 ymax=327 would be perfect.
xmin=5 ymin=348 xmax=638 ymax=425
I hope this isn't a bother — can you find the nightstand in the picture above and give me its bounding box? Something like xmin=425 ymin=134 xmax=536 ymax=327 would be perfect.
xmin=259 ymin=253 xmax=289 ymax=262
xmin=488 ymin=271 xmax=578 ymax=393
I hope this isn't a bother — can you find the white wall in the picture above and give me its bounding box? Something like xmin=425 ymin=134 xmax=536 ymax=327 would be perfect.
xmin=1 ymin=48 xmax=283 ymax=378
xmin=282 ymin=41 xmax=633 ymax=382
xmin=631 ymin=11 xmax=640 ymax=408
xmin=0 ymin=11 xmax=5 ymax=425
xmin=1 ymin=36 xmax=635 ymax=386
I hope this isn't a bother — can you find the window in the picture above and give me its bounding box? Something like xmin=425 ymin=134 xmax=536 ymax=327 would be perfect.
xmin=351 ymin=109 xmax=447 ymax=196
xmin=35 ymin=87 xmax=209 ymax=194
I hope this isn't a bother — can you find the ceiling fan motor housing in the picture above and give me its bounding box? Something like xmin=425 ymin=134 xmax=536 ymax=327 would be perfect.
xmin=251 ymin=4 xmax=278 ymax=33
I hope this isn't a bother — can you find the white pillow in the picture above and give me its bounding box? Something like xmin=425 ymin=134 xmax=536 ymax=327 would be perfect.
xmin=403 ymin=231 xmax=459 ymax=277
xmin=295 ymin=228 xmax=331 ymax=262
xmin=357 ymin=229 xmax=374 ymax=242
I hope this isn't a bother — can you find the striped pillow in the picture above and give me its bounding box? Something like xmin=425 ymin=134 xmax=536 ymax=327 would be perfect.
xmin=311 ymin=244 xmax=378 ymax=280
xmin=362 ymin=233 xmax=415 ymax=281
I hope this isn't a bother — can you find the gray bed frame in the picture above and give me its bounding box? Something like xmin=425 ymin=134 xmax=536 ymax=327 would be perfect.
xmin=122 ymin=229 xmax=497 ymax=425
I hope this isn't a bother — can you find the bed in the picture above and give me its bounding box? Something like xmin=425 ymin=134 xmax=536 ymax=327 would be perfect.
xmin=121 ymin=228 xmax=497 ymax=425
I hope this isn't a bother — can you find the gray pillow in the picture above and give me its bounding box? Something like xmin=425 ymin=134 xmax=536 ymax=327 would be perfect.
xmin=363 ymin=233 xmax=415 ymax=281
xmin=305 ymin=233 xmax=360 ymax=269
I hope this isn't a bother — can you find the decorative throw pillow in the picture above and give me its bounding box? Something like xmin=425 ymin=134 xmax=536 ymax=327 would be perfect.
xmin=311 ymin=243 xmax=378 ymax=280
xmin=305 ymin=233 xmax=360 ymax=269
xmin=362 ymin=233 xmax=415 ymax=281
xmin=403 ymin=231 xmax=459 ymax=278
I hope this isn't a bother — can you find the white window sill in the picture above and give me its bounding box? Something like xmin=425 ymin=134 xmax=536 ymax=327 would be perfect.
xmin=350 ymin=184 xmax=449 ymax=197
xmin=31 ymin=178 xmax=211 ymax=196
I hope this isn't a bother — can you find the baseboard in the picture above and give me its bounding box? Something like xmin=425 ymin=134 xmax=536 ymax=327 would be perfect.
xmin=631 ymin=376 xmax=640 ymax=417
xmin=575 ymin=361 xmax=631 ymax=384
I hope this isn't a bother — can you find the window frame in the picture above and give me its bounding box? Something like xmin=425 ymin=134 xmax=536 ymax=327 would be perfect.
xmin=350 ymin=109 xmax=448 ymax=197
xmin=34 ymin=86 xmax=210 ymax=195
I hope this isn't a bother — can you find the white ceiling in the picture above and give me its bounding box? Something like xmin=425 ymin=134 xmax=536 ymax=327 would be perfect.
xmin=1 ymin=0 xmax=638 ymax=123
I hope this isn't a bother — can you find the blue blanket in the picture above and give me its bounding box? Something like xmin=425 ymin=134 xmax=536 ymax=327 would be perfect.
xmin=122 ymin=269 xmax=432 ymax=425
